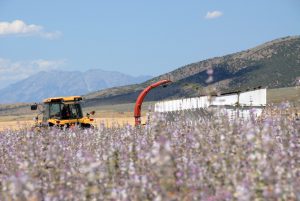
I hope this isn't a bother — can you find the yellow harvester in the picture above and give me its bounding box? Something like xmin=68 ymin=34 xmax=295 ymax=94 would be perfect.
xmin=31 ymin=96 xmax=95 ymax=128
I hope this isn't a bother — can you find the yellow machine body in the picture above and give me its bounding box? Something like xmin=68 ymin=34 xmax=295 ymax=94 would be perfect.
xmin=33 ymin=96 xmax=94 ymax=128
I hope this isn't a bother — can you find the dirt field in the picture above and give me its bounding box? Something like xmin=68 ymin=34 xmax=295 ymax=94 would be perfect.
xmin=0 ymin=102 xmax=153 ymax=130
xmin=0 ymin=116 xmax=146 ymax=131
xmin=0 ymin=86 xmax=299 ymax=131
xmin=0 ymin=120 xmax=34 ymax=131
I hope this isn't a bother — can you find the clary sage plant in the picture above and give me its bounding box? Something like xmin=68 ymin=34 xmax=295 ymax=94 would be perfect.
xmin=0 ymin=106 xmax=299 ymax=201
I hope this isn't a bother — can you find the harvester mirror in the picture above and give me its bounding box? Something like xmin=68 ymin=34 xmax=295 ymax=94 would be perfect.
xmin=31 ymin=104 xmax=38 ymax=110
xmin=86 ymin=111 xmax=95 ymax=118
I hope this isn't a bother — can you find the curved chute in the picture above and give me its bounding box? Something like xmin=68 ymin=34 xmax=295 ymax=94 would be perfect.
xmin=134 ymin=79 xmax=172 ymax=126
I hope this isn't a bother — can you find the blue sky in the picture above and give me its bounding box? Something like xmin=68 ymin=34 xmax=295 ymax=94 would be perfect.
xmin=0 ymin=0 xmax=299 ymax=88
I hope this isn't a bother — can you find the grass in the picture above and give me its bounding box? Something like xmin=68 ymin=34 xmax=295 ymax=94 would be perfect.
xmin=267 ymin=86 xmax=300 ymax=105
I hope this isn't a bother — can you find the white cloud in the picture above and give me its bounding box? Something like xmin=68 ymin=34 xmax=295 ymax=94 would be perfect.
xmin=0 ymin=58 xmax=65 ymax=89
xmin=0 ymin=20 xmax=61 ymax=39
xmin=205 ymin=11 xmax=223 ymax=19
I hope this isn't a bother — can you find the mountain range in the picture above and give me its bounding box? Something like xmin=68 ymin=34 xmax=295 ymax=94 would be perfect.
xmin=0 ymin=69 xmax=152 ymax=103
xmin=1 ymin=35 xmax=299 ymax=105
xmin=84 ymin=35 xmax=300 ymax=106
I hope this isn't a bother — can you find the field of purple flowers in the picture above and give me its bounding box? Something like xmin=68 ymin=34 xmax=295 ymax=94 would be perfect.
xmin=0 ymin=107 xmax=299 ymax=201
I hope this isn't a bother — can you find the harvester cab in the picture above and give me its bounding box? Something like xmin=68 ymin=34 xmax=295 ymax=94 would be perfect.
xmin=31 ymin=96 xmax=95 ymax=129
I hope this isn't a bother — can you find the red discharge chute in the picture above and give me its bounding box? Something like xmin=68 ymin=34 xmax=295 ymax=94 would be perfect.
xmin=134 ymin=79 xmax=172 ymax=126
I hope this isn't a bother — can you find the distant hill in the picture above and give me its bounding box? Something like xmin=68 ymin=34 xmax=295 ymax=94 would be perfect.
xmin=84 ymin=36 xmax=300 ymax=106
xmin=0 ymin=69 xmax=152 ymax=103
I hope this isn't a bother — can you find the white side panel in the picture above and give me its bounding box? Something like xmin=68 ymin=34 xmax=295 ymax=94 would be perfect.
xmin=191 ymin=98 xmax=198 ymax=109
xmin=159 ymin=102 xmax=163 ymax=112
xmin=170 ymin=100 xmax=175 ymax=112
xmin=218 ymin=108 xmax=264 ymax=119
xmin=210 ymin=94 xmax=239 ymax=106
xmin=174 ymin=100 xmax=179 ymax=112
xmin=154 ymin=102 xmax=161 ymax=112
xmin=198 ymin=96 xmax=210 ymax=108
xmin=239 ymin=89 xmax=266 ymax=106
xmin=165 ymin=101 xmax=171 ymax=112
xmin=154 ymin=88 xmax=267 ymax=113
xmin=177 ymin=100 xmax=182 ymax=111
xmin=181 ymin=99 xmax=186 ymax=110
xmin=163 ymin=102 xmax=168 ymax=112
xmin=186 ymin=98 xmax=192 ymax=110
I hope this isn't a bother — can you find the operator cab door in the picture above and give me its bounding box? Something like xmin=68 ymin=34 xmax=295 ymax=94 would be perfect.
xmin=43 ymin=103 xmax=51 ymax=122
xmin=49 ymin=103 xmax=62 ymax=119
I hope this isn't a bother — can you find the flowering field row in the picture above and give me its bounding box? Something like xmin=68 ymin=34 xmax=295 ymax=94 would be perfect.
xmin=0 ymin=107 xmax=299 ymax=200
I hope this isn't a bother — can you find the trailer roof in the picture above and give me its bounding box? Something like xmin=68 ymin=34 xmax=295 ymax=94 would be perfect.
xmin=43 ymin=96 xmax=82 ymax=103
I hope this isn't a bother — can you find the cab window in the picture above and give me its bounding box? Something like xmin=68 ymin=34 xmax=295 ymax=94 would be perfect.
xmin=49 ymin=103 xmax=61 ymax=119
xmin=43 ymin=104 xmax=50 ymax=121
xmin=61 ymin=103 xmax=83 ymax=119
xmin=73 ymin=104 xmax=83 ymax=118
